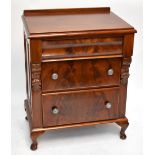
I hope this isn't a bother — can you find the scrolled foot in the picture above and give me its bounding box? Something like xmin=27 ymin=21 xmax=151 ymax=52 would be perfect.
xmin=30 ymin=131 xmax=45 ymax=150
xmin=30 ymin=142 xmax=37 ymax=151
xmin=116 ymin=119 xmax=129 ymax=140
xmin=120 ymin=133 xmax=127 ymax=140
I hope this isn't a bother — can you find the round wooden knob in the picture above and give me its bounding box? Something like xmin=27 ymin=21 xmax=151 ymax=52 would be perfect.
xmin=107 ymin=68 xmax=114 ymax=76
xmin=105 ymin=102 xmax=112 ymax=109
xmin=51 ymin=73 xmax=58 ymax=80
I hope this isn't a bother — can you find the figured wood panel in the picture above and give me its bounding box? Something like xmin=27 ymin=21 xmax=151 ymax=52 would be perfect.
xmin=42 ymin=87 xmax=120 ymax=127
xmin=42 ymin=37 xmax=123 ymax=59
xmin=42 ymin=58 xmax=121 ymax=92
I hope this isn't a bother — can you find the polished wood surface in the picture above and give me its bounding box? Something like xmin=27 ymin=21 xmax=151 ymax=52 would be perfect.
xmin=42 ymin=87 xmax=120 ymax=127
xmin=25 ymin=99 xmax=129 ymax=132
xmin=42 ymin=37 xmax=123 ymax=60
xmin=22 ymin=7 xmax=137 ymax=150
xmin=24 ymin=12 xmax=132 ymax=33
xmin=42 ymin=58 xmax=121 ymax=92
xmin=22 ymin=7 xmax=136 ymax=39
xmin=23 ymin=7 xmax=111 ymax=16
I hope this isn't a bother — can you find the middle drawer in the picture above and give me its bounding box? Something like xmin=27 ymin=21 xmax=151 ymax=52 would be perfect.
xmin=42 ymin=58 xmax=121 ymax=92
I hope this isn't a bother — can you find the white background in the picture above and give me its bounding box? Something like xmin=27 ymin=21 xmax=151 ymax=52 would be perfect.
xmin=10 ymin=0 xmax=144 ymax=155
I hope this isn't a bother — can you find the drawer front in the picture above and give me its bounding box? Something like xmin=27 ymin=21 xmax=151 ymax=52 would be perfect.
xmin=42 ymin=58 xmax=121 ymax=92
xmin=42 ymin=37 xmax=123 ymax=60
xmin=42 ymin=87 xmax=120 ymax=127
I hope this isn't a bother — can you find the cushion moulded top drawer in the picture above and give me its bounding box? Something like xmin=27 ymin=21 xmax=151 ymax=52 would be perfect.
xmin=42 ymin=37 xmax=123 ymax=60
xmin=41 ymin=58 xmax=121 ymax=92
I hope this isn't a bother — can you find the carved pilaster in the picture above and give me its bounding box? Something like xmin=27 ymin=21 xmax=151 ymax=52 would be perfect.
xmin=121 ymin=57 xmax=132 ymax=85
xmin=31 ymin=63 xmax=41 ymax=91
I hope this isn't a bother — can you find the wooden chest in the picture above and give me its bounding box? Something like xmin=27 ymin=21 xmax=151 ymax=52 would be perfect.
xmin=22 ymin=7 xmax=136 ymax=150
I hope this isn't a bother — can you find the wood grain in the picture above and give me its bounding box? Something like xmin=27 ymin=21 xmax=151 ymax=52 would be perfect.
xmin=24 ymin=13 xmax=133 ymax=34
xmin=33 ymin=117 xmax=128 ymax=132
xmin=22 ymin=7 xmax=137 ymax=150
xmin=42 ymin=37 xmax=123 ymax=60
xmin=42 ymin=58 xmax=121 ymax=92
xmin=23 ymin=7 xmax=111 ymax=16
xmin=42 ymin=87 xmax=120 ymax=127
xmin=29 ymin=40 xmax=42 ymax=128
xmin=22 ymin=7 xmax=136 ymax=39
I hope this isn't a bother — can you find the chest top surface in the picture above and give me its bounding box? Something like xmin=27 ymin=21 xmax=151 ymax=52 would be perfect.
xmin=22 ymin=7 xmax=136 ymax=39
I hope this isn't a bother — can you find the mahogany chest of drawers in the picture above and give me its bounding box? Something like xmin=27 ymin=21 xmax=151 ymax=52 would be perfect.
xmin=22 ymin=7 xmax=136 ymax=150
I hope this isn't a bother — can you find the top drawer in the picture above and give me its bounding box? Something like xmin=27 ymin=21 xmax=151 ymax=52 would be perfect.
xmin=42 ymin=37 xmax=123 ymax=60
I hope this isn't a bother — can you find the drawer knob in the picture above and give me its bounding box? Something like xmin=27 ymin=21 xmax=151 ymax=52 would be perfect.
xmin=51 ymin=73 xmax=58 ymax=80
xmin=105 ymin=102 xmax=112 ymax=109
xmin=107 ymin=68 xmax=114 ymax=76
xmin=51 ymin=107 xmax=59 ymax=114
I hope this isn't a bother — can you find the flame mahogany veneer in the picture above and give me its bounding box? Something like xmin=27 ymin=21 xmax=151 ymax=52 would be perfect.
xmin=22 ymin=7 xmax=136 ymax=150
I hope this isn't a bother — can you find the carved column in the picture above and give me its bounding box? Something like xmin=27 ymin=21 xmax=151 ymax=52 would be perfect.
xmin=29 ymin=39 xmax=42 ymax=128
xmin=118 ymin=34 xmax=134 ymax=119
xmin=121 ymin=57 xmax=132 ymax=85
xmin=31 ymin=63 xmax=41 ymax=91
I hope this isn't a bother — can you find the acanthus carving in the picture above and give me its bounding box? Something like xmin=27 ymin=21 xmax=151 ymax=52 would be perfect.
xmin=121 ymin=57 xmax=132 ymax=85
xmin=31 ymin=63 xmax=41 ymax=91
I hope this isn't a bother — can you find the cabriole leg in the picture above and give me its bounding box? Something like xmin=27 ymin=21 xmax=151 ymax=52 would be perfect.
xmin=116 ymin=120 xmax=129 ymax=140
xmin=30 ymin=131 xmax=45 ymax=151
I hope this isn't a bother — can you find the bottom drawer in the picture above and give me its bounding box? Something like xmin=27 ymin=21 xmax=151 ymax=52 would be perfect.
xmin=42 ymin=87 xmax=120 ymax=127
